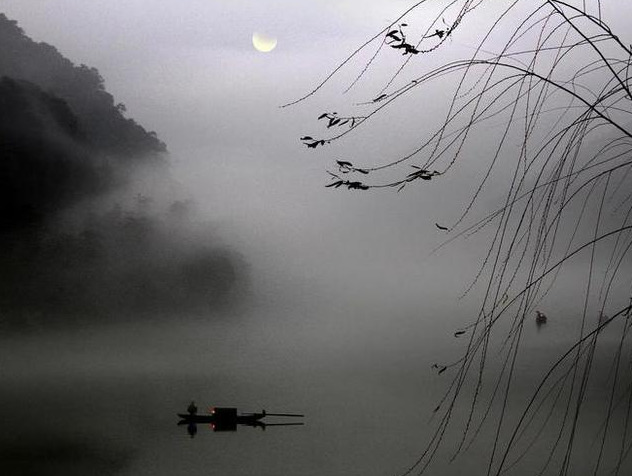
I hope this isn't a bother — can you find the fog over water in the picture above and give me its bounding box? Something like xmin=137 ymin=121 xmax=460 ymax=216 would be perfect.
xmin=2 ymin=1 xmax=632 ymax=475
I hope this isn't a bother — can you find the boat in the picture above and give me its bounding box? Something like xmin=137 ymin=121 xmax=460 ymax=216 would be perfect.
xmin=177 ymin=406 xmax=304 ymax=434
xmin=535 ymin=310 xmax=547 ymax=325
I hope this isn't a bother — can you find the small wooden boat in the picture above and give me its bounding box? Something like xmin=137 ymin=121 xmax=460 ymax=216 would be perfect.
xmin=177 ymin=407 xmax=304 ymax=433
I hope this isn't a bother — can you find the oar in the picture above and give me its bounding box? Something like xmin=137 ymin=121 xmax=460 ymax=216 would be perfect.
xmin=264 ymin=413 xmax=304 ymax=417
xmin=263 ymin=422 xmax=305 ymax=427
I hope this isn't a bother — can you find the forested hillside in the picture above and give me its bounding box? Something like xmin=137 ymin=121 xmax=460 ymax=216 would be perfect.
xmin=0 ymin=13 xmax=165 ymax=158
xmin=0 ymin=14 xmax=246 ymax=328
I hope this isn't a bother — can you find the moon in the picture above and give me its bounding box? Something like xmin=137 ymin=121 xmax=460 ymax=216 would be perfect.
xmin=252 ymin=32 xmax=277 ymax=53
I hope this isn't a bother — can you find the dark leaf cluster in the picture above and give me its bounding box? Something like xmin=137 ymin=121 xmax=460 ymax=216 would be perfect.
xmin=325 ymin=178 xmax=369 ymax=190
xmin=385 ymin=23 xmax=420 ymax=55
xmin=425 ymin=28 xmax=447 ymax=40
xmin=336 ymin=160 xmax=369 ymax=175
xmin=406 ymin=166 xmax=441 ymax=181
xmin=300 ymin=136 xmax=329 ymax=148
xmin=317 ymin=111 xmax=360 ymax=129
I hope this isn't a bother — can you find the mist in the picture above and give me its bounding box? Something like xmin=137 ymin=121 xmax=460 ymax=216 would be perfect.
xmin=0 ymin=13 xmax=249 ymax=331
xmin=2 ymin=2 xmax=632 ymax=476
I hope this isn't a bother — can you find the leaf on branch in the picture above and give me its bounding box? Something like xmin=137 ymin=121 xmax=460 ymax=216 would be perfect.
xmin=302 ymin=137 xmax=329 ymax=148
xmin=407 ymin=169 xmax=429 ymax=179
xmin=317 ymin=112 xmax=361 ymax=130
xmin=426 ymin=29 xmax=446 ymax=39
xmin=336 ymin=160 xmax=370 ymax=176
xmin=326 ymin=180 xmax=344 ymax=188
xmin=407 ymin=168 xmax=441 ymax=182
xmin=385 ymin=24 xmax=420 ymax=55
xmin=325 ymin=177 xmax=369 ymax=191
xmin=432 ymin=363 xmax=448 ymax=374
xmin=346 ymin=181 xmax=369 ymax=190
xmin=405 ymin=45 xmax=420 ymax=55
xmin=386 ymin=31 xmax=402 ymax=42
xmin=337 ymin=160 xmax=353 ymax=173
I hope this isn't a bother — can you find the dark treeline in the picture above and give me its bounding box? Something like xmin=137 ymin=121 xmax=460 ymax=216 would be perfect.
xmin=0 ymin=14 xmax=246 ymax=329
xmin=0 ymin=76 xmax=112 ymax=232
xmin=0 ymin=14 xmax=165 ymax=159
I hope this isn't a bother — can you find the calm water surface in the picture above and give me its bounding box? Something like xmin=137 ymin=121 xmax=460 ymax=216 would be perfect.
xmin=1 ymin=287 xmax=629 ymax=476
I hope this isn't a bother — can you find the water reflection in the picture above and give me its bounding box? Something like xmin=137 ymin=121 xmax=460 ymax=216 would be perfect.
xmin=0 ymin=438 xmax=135 ymax=476
xmin=178 ymin=405 xmax=304 ymax=437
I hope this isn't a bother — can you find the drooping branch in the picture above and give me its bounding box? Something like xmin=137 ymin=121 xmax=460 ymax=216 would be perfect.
xmin=290 ymin=1 xmax=632 ymax=474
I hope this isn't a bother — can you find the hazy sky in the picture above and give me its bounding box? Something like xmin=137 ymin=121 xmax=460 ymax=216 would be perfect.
xmin=3 ymin=0 xmax=632 ymax=313
xmin=1 ymin=0 xmax=478 ymax=305
xmin=4 ymin=4 xmax=632 ymax=475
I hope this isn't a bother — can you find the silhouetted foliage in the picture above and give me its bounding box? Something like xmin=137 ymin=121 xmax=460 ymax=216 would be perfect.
xmin=0 ymin=202 xmax=247 ymax=329
xmin=292 ymin=1 xmax=632 ymax=475
xmin=0 ymin=77 xmax=112 ymax=233
xmin=385 ymin=24 xmax=421 ymax=55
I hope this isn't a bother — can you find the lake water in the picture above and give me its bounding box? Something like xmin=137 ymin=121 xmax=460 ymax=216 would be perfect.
xmin=2 ymin=280 xmax=631 ymax=476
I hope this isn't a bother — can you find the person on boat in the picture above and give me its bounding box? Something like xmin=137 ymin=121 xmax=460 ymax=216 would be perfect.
xmin=187 ymin=401 xmax=198 ymax=415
